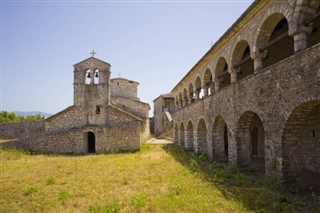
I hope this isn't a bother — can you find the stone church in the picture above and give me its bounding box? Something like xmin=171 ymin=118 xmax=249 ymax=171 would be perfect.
xmin=1 ymin=56 xmax=150 ymax=154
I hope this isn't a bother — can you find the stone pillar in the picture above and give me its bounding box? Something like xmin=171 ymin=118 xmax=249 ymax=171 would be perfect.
xmin=194 ymin=130 xmax=200 ymax=154
xmin=202 ymin=84 xmax=209 ymax=97
xmin=229 ymin=67 xmax=237 ymax=83
xmin=188 ymin=95 xmax=192 ymax=104
xmin=227 ymin=127 xmax=237 ymax=164
xmin=210 ymin=83 xmax=215 ymax=94
xmin=252 ymin=51 xmax=263 ymax=72
xmin=215 ymin=80 xmax=220 ymax=92
xmin=90 ymin=70 xmax=94 ymax=84
xmin=194 ymin=88 xmax=200 ymax=100
xmin=293 ymin=31 xmax=308 ymax=53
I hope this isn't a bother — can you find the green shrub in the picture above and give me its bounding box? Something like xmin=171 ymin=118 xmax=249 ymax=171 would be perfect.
xmin=46 ymin=177 xmax=56 ymax=185
xmin=131 ymin=194 xmax=147 ymax=207
xmin=58 ymin=191 xmax=70 ymax=201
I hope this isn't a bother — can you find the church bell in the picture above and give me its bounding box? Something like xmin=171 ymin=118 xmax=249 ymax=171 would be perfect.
xmin=87 ymin=72 xmax=91 ymax=78
xmin=95 ymin=72 xmax=99 ymax=78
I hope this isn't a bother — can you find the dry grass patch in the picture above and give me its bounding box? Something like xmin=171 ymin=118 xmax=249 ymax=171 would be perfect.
xmin=0 ymin=143 xmax=319 ymax=212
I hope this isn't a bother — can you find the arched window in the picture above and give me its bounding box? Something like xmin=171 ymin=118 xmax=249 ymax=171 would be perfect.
xmin=85 ymin=70 xmax=91 ymax=84
xmin=94 ymin=69 xmax=99 ymax=84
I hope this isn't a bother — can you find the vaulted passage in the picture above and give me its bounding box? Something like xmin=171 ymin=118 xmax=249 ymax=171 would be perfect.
xmin=196 ymin=119 xmax=208 ymax=154
xmin=215 ymin=57 xmax=230 ymax=90
xmin=282 ymin=101 xmax=320 ymax=189
xmin=232 ymin=40 xmax=254 ymax=81
xmin=257 ymin=14 xmax=294 ymax=68
xmin=307 ymin=5 xmax=320 ymax=48
xmin=179 ymin=123 xmax=185 ymax=147
xmin=212 ymin=116 xmax=228 ymax=163
xmin=185 ymin=121 xmax=194 ymax=151
xmin=87 ymin=131 xmax=96 ymax=153
xmin=236 ymin=112 xmax=265 ymax=173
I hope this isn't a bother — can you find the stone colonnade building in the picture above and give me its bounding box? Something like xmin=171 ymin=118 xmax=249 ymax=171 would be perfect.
xmin=1 ymin=56 xmax=150 ymax=154
xmin=165 ymin=0 xmax=320 ymax=186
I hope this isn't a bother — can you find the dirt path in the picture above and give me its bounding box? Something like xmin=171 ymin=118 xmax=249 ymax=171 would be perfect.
xmin=147 ymin=138 xmax=173 ymax=145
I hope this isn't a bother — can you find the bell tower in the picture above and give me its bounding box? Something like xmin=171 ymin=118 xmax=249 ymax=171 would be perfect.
xmin=73 ymin=53 xmax=111 ymax=125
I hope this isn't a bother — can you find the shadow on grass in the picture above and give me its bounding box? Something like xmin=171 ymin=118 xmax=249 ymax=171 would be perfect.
xmin=162 ymin=144 xmax=320 ymax=213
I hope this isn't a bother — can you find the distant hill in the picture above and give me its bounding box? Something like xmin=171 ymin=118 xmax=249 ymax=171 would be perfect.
xmin=13 ymin=111 xmax=53 ymax=118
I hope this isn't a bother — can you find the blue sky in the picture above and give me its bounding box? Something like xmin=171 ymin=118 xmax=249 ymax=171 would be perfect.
xmin=1 ymin=0 xmax=253 ymax=115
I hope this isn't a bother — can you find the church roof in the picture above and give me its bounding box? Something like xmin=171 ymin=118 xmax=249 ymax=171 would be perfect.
xmin=73 ymin=57 xmax=111 ymax=66
xmin=111 ymin=77 xmax=139 ymax=84
xmin=153 ymin=93 xmax=174 ymax=102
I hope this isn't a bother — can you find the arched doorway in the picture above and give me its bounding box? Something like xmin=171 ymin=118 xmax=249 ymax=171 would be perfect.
xmin=236 ymin=112 xmax=265 ymax=173
xmin=88 ymin=131 xmax=96 ymax=153
xmin=282 ymin=100 xmax=320 ymax=189
xmin=212 ymin=116 xmax=228 ymax=163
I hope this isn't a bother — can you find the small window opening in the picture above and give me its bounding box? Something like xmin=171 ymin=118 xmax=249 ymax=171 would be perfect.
xmin=313 ymin=129 xmax=316 ymax=138
xmin=96 ymin=106 xmax=101 ymax=114
xmin=117 ymin=82 xmax=120 ymax=86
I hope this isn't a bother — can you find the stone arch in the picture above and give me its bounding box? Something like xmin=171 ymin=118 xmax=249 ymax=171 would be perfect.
xmin=214 ymin=57 xmax=230 ymax=90
xmin=188 ymin=83 xmax=194 ymax=104
xmin=282 ymin=100 xmax=320 ymax=189
xmin=236 ymin=111 xmax=265 ymax=173
xmin=186 ymin=120 xmax=194 ymax=151
xmin=195 ymin=76 xmax=202 ymax=99
xmin=174 ymin=123 xmax=179 ymax=144
xmin=196 ymin=118 xmax=208 ymax=154
xmin=183 ymin=88 xmax=188 ymax=106
xmin=306 ymin=3 xmax=320 ymax=48
xmin=179 ymin=122 xmax=185 ymax=147
xmin=203 ymin=68 xmax=213 ymax=95
xmin=231 ymin=40 xmax=254 ymax=81
xmin=212 ymin=116 xmax=228 ymax=163
xmin=178 ymin=92 xmax=183 ymax=108
xmin=175 ymin=95 xmax=179 ymax=109
xmin=254 ymin=13 xmax=294 ymax=68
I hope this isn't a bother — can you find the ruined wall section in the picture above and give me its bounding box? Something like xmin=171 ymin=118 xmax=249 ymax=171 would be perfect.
xmin=0 ymin=121 xmax=45 ymax=139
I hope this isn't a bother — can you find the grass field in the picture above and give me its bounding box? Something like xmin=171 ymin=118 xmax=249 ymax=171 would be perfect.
xmin=1 ymin=142 xmax=319 ymax=212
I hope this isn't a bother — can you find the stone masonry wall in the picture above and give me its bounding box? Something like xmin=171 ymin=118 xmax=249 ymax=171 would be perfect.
xmin=111 ymin=97 xmax=149 ymax=118
xmin=45 ymin=106 xmax=86 ymax=133
xmin=173 ymin=43 xmax=320 ymax=177
xmin=0 ymin=121 xmax=45 ymax=139
xmin=96 ymin=121 xmax=141 ymax=153
xmin=1 ymin=121 xmax=141 ymax=154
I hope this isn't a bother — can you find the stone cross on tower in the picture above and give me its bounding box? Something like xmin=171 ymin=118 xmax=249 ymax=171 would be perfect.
xmin=90 ymin=50 xmax=97 ymax=57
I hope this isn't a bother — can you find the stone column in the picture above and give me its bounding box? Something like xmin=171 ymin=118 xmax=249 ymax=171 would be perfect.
xmin=293 ymin=31 xmax=308 ymax=53
xmin=229 ymin=67 xmax=237 ymax=83
xmin=202 ymin=83 xmax=209 ymax=97
xmin=194 ymin=88 xmax=200 ymax=100
xmin=215 ymin=80 xmax=220 ymax=92
xmin=251 ymin=51 xmax=263 ymax=72
xmin=90 ymin=70 xmax=95 ymax=84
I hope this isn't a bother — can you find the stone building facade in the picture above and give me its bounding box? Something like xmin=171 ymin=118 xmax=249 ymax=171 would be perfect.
xmin=153 ymin=93 xmax=175 ymax=137
xmin=1 ymin=56 xmax=150 ymax=154
xmin=162 ymin=0 xmax=320 ymax=187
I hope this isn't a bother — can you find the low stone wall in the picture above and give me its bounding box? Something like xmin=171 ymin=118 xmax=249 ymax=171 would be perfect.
xmin=0 ymin=121 xmax=45 ymax=139
xmin=1 ymin=121 xmax=141 ymax=154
